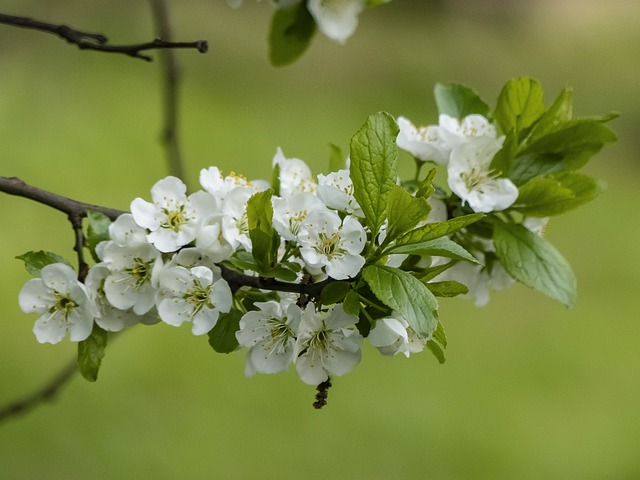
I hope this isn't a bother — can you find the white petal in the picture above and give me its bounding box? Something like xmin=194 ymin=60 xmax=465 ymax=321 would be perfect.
xmin=307 ymin=0 xmax=365 ymax=44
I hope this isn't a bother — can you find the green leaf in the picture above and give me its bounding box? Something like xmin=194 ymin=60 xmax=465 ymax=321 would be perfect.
xmin=86 ymin=210 xmax=112 ymax=263
xmin=349 ymin=112 xmax=399 ymax=237
xmin=385 ymin=185 xmax=430 ymax=241
xmin=392 ymin=213 xmax=485 ymax=248
xmin=328 ymin=143 xmax=344 ymax=173
xmin=362 ymin=265 xmax=438 ymax=337
xmin=493 ymin=222 xmax=576 ymax=308
xmin=494 ymin=77 xmax=545 ymax=136
xmin=208 ymin=309 xmax=243 ymax=354
xmin=77 ymin=325 xmax=108 ymax=382
xmin=511 ymin=119 xmax=617 ymax=184
xmin=247 ymin=189 xmax=279 ymax=273
xmin=426 ymin=340 xmax=446 ymax=364
xmin=320 ymin=281 xmax=350 ymax=305
xmin=226 ymin=251 xmax=259 ymax=272
xmin=271 ymin=162 xmax=281 ymax=197
xmin=513 ymin=172 xmax=604 ymax=216
xmin=16 ymin=250 xmax=72 ymax=277
xmin=490 ymin=131 xmax=517 ymax=176
xmin=527 ymin=86 xmax=574 ymax=143
xmin=434 ymin=83 xmax=490 ymax=118
xmin=269 ymin=3 xmax=316 ymax=67
xmin=343 ymin=290 xmax=361 ymax=316
xmin=432 ymin=320 xmax=447 ymax=348
xmin=261 ymin=266 xmax=298 ymax=282
xmin=389 ymin=237 xmax=480 ymax=264
xmin=426 ymin=280 xmax=469 ymax=298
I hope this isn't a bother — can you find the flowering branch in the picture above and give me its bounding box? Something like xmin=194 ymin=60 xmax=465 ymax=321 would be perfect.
xmin=0 ymin=13 xmax=207 ymax=61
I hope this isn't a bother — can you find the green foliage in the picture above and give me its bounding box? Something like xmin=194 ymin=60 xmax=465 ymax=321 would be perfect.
xmin=328 ymin=142 xmax=345 ymax=173
xmin=349 ymin=112 xmax=399 ymax=239
xmin=16 ymin=250 xmax=72 ymax=277
xmin=85 ymin=210 xmax=112 ymax=262
xmin=208 ymin=309 xmax=243 ymax=354
xmin=384 ymin=185 xmax=430 ymax=241
xmin=77 ymin=325 xmax=108 ymax=382
xmin=493 ymin=222 xmax=576 ymax=308
xmin=390 ymin=213 xmax=485 ymax=249
xmin=426 ymin=280 xmax=469 ymax=298
xmin=362 ymin=265 xmax=438 ymax=337
xmin=514 ymin=172 xmax=604 ymax=216
xmin=269 ymin=3 xmax=316 ymax=67
xmin=247 ymin=189 xmax=280 ymax=274
xmin=388 ymin=237 xmax=479 ymax=264
xmin=320 ymin=281 xmax=350 ymax=305
xmin=434 ymin=83 xmax=490 ymax=118
xmin=494 ymin=77 xmax=545 ymax=137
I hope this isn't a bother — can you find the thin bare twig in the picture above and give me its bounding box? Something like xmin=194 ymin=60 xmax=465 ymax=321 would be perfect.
xmin=149 ymin=0 xmax=185 ymax=179
xmin=0 ymin=357 xmax=78 ymax=424
xmin=0 ymin=13 xmax=207 ymax=61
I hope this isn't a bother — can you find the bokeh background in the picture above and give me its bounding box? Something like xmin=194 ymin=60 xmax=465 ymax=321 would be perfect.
xmin=1 ymin=1 xmax=639 ymax=478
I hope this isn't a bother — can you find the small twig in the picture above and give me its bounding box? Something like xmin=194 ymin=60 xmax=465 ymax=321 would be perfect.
xmin=149 ymin=0 xmax=185 ymax=179
xmin=0 ymin=357 xmax=78 ymax=424
xmin=0 ymin=176 xmax=125 ymax=278
xmin=0 ymin=13 xmax=207 ymax=62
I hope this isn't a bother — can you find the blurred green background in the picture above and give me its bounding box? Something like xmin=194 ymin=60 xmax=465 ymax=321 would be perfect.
xmin=1 ymin=1 xmax=639 ymax=478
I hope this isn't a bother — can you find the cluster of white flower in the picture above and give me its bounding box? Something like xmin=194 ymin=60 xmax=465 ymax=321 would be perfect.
xmin=18 ymin=146 xmax=434 ymax=385
xmin=396 ymin=113 xmax=525 ymax=306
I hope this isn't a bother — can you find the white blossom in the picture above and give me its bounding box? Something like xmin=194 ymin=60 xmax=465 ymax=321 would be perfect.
xmin=236 ymin=299 xmax=302 ymax=377
xmin=220 ymin=186 xmax=255 ymax=251
xmin=19 ymin=263 xmax=94 ymax=344
xmin=447 ymin=137 xmax=518 ymax=213
xmin=85 ymin=264 xmax=158 ymax=332
xmin=396 ymin=116 xmax=449 ymax=165
xmin=272 ymin=192 xmax=327 ymax=241
xmin=317 ymin=169 xmax=363 ymax=217
xmin=130 ymin=176 xmax=216 ymax=253
xmin=298 ymin=209 xmax=366 ymax=280
xmin=156 ymin=265 xmax=232 ymax=335
xmin=98 ymin=241 xmax=162 ymax=315
xmin=294 ymin=303 xmax=362 ymax=385
xmin=307 ymin=0 xmax=365 ymax=44
xmin=368 ymin=313 xmax=428 ymax=357
xmin=272 ymin=147 xmax=316 ymax=196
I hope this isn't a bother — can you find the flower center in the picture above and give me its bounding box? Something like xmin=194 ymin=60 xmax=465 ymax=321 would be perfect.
xmin=264 ymin=318 xmax=294 ymax=354
xmin=316 ymin=232 xmax=346 ymax=259
xmin=184 ymin=280 xmax=212 ymax=316
xmin=461 ymin=167 xmax=499 ymax=194
xmin=161 ymin=205 xmax=189 ymax=232
xmin=50 ymin=292 xmax=78 ymax=318
xmin=127 ymin=257 xmax=152 ymax=287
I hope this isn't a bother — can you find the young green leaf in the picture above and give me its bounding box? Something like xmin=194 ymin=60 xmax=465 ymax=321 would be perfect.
xmin=526 ymin=86 xmax=574 ymax=143
xmin=511 ymin=119 xmax=617 ymax=184
xmin=86 ymin=210 xmax=112 ymax=263
xmin=494 ymin=77 xmax=545 ymax=136
xmin=349 ymin=112 xmax=399 ymax=238
xmin=392 ymin=213 xmax=485 ymax=248
xmin=513 ymin=172 xmax=604 ymax=216
xmin=426 ymin=280 xmax=469 ymax=298
xmin=208 ymin=309 xmax=243 ymax=354
xmin=385 ymin=185 xmax=430 ymax=241
xmin=426 ymin=340 xmax=446 ymax=364
xmin=434 ymin=83 xmax=490 ymax=118
xmin=362 ymin=265 xmax=438 ymax=337
xmin=77 ymin=325 xmax=108 ymax=382
xmin=320 ymin=281 xmax=350 ymax=305
xmin=16 ymin=250 xmax=72 ymax=277
xmin=432 ymin=320 xmax=447 ymax=348
xmin=388 ymin=237 xmax=480 ymax=264
xmin=247 ymin=189 xmax=279 ymax=273
xmin=328 ymin=143 xmax=344 ymax=173
xmin=269 ymin=2 xmax=316 ymax=67
xmin=493 ymin=222 xmax=576 ymax=308
xmin=343 ymin=290 xmax=362 ymax=316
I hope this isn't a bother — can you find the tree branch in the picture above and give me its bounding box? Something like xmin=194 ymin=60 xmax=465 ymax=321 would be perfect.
xmin=149 ymin=0 xmax=185 ymax=179
xmin=0 ymin=13 xmax=207 ymax=62
xmin=0 ymin=357 xmax=77 ymax=424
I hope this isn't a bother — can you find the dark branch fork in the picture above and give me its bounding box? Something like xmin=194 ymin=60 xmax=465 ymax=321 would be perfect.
xmin=0 ymin=13 xmax=207 ymax=61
